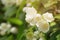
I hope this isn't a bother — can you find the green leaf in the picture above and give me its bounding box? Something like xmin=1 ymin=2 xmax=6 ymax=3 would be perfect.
xmin=16 ymin=0 xmax=26 ymax=18
xmin=56 ymin=34 xmax=60 ymax=40
xmin=0 ymin=36 xmax=7 ymax=40
xmin=50 ymin=22 xmax=56 ymax=27
xmin=6 ymin=35 xmax=14 ymax=40
xmin=8 ymin=18 xmax=23 ymax=26
xmin=55 ymin=14 xmax=60 ymax=19
xmin=5 ymin=6 xmax=17 ymax=18
xmin=49 ymin=30 xmax=60 ymax=40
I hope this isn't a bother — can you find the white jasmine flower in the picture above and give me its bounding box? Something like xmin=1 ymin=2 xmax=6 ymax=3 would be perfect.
xmin=25 ymin=14 xmax=36 ymax=24
xmin=42 ymin=12 xmax=54 ymax=22
xmin=36 ymin=20 xmax=50 ymax=33
xmin=29 ymin=14 xmax=42 ymax=26
xmin=10 ymin=27 xmax=18 ymax=34
xmin=24 ymin=7 xmax=38 ymax=26
xmin=0 ymin=23 xmax=11 ymax=31
xmin=23 ymin=7 xmax=37 ymax=15
xmin=1 ymin=0 xmax=16 ymax=6
xmin=0 ymin=23 xmax=7 ymax=30
xmin=1 ymin=23 xmax=7 ymax=27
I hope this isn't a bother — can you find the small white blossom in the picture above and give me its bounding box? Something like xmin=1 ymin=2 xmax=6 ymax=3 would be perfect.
xmin=36 ymin=20 xmax=50 ymax=33
xmin=24 ymin=7 xmax=38 ymax=26
xmin=0 ymin=23 xmax=11 ymax=31
xmin=42 ymin=12 xmax=54 ymax=22
xmin=25 ymin=14 xmax=36 ymax=24
xmin=29 ymin=14 xmax=42 ymax=26
xmin=1 ymin=23 xmax=7 ymax=27
xmin=10 ymin=27 xmax=18 ymax=34
xmin=23 ymin=7 xmax=37 ymax=15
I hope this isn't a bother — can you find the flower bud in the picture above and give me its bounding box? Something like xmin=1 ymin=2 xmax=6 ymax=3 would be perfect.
xmin=10 ymin=27 xmax=18 ymax=34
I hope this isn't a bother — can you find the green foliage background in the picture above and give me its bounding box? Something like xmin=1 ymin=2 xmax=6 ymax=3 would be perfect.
xmin=0 ymin=0 xmax=60 ymax=40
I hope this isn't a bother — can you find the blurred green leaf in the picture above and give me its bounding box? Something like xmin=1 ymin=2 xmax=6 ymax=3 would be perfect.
xmin=49 ymin=30 xmax=60 ymax=40
xmin=55 ymin=14 xmax=60 ymax=19
xmin=0 ymin=36 xmax=7 ymax=40
xmin=50 ymin=22 xmax=56 ymax=27
xmin=16 ymin=0 xmax=26 ymax=18
xmin=5 ymin=6 xmax=17 ymax=18
xmin=56 ymin=34 xmax=60 ymax=40
xmin=8 ymin=18 xmax=23 ymax=26
xmin=6 ymin=35 xmax=13 ymax=40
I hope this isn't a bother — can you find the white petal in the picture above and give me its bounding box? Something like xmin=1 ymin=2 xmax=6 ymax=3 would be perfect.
xmin=26 ymin=7 xmax=37 ymax=14
xmin=23 ymin=7 xmax=28 ymax=12
xmin=36 ymin=20 xmax=50 ymax=33
xmin=25 ymin=14 xmax=34 ymax=23
xmin=1 ymin=23 xmax=7 ymax=30
xmin=42 ymin=12 xmax=54 ymax=22
xmin=30 ymin=14 xmax=42 ymax=26
xmin=23 ymin=7 xmax=37 ymax=15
